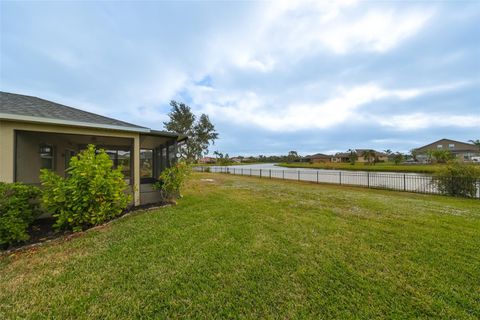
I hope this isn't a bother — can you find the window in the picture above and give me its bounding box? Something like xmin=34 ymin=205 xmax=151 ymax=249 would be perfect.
xmin=39 ymin=145 xmax=54 ymax=170
xmin=117 ymin=150 xmax=131 ymax=179
xmin=448 ymin=143 xmax=455 ymax=149
xmin=168 ymin=144 xmax=176 ymax=166
xmin=104 ymin=149 xmax=131 ymax=182
xmin=140 ymin=149 xmax=153 ymax=179
xmin=437 ymin=144 xmax=443 ymax=149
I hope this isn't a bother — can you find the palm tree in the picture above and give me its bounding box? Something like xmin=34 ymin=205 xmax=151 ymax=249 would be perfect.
xmin=410 ymin=148 xmax=418 ymax=161
xmin=363 ymin=149 xmax=377 ymax=165
xmin=347 ymin=149 xmax=357 ymax=165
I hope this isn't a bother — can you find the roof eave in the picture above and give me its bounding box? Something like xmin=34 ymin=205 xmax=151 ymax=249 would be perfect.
xmin=0 ymin=113 xmax=150 ymax=133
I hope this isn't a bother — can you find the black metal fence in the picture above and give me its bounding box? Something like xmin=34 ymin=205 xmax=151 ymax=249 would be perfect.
xmin=194 ymin=166 xmax=480 ymax=199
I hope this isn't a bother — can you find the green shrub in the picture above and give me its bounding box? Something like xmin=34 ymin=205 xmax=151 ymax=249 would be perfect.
xmin=433 ymin=162 xmax=480 ymax=198
xmin=428 ymin=149 xmax=455 ymax=163
xmin=203 ymin=166 xmax=211 ymax=173
xmin=40 ymin=145 xmax=131 ymax=232
xmin=154 ymin=162 xmax=191 ymax=200
xmin=0 ymin=182 xmax=41 ymax=247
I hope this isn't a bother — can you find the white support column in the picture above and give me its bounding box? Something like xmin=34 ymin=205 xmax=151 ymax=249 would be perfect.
xmin=133 ymin=134 xmax=141 ymax=206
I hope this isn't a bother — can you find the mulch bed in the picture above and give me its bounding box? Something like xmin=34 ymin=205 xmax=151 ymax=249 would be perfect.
xmin=1 ymin=201 xmax=172 ymax=256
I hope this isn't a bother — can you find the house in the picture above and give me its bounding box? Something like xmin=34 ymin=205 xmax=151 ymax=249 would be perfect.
xmin=332 ymin=149 xmax=389 ymax=163
xmin=331 ymin=152 xmax=351 ymax=163
xmin=198 ymin=156 xmax=216 ymax=164
xmin=414 ymin=138 xmax=480 ymax=162
xmin=0 ymin=92 xmax=186 ymax=206
xmin=356 ymin=149 xmax=389 ymax=163
xmin=302 ymin=153 xmax=332 ymax=163
xmin=230 ymin=156 xmax=243 ymax=163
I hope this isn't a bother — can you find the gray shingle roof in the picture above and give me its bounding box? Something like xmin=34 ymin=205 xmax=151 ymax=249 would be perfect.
xmin=0 ymin=91 xmax=148 ymax=130
xmin=304 ymin=153 xmax=332 ymax=159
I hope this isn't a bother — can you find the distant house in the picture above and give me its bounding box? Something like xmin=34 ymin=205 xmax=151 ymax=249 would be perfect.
xmin=356 ymin=149 xmax=389 ymax=163
xmin=0 ymin=92 xmax=186 ymax=206
xmin=332 ymin=149 xmax=388 ymax=163
xmin=414 ymin=138 xmax=479 ymax=162
xmin=303 ymin=153 xmax=332 ymax=163
xmin=230 ymin=156 xmax=243 ymax=163
xmin=331 ymin=152 xmax=350 ymax=163
xmin=198 ymin=156 xmax=216 ymax=164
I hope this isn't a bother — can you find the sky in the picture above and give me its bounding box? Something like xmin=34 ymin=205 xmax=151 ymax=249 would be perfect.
xmin=1 ymin=0 xmax=479 ymax=156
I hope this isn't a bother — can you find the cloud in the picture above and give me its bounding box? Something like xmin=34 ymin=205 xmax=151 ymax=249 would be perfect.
xmin=191 ymin=81 xmax=470 ymax=132
xmin=217 ymin=0 xmax=433 ymax=75
xmin=318 ymin=9 xmax=433 ymax=54
xmin=1 ymin=1 xmax=479 ymax=155
xmin=377 ymin=113 xmax=480 ymax=131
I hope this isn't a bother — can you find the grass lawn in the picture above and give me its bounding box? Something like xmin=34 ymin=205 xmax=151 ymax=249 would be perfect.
xmin=1 ymin=173 xmax=479 ymax=319
xmin=277 ymin=162 xmax=448 ymax=173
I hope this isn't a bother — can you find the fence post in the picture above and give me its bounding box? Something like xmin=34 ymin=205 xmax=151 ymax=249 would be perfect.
xmin=298 ymin=170 xmax=300 ymax=181
xmin=250 ymin=169 xmax=252 ymax=177
xmin=283 ymin=170 xmax=285 ymax=180
xmin=269 ymin=169 xmax=271 ymax=179
xmin=260 ymin=169 xmax=262 ymax=178
xmin=403 ymin=174 xmax=406 ymax=191
xmin=339 ymin=171 xmax=342 ymax=185
xmin=367 ymin=172 xmax=370 ymax=188
xmin=317 ymin=171 xmax=319 ymax=183
xmin=241 ymin=168 xmax=243 ymax=175
xmin=234 ymin=168 xmax=236 ymax=175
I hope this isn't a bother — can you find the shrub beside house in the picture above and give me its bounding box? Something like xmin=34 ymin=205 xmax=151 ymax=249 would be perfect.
xmin=0 ymin=91 xmax=190 ymax=248
xmin=0 ymin=145 xmax=190 ymax=248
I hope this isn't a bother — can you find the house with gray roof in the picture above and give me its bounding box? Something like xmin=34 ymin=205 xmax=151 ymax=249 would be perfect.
xmin=302 ymin=153 xmax=333 ymax=163
xmin=0 ymin=91 xmax=186 ymax=206
xmin=413 ymin=138 xmax=479 ymax=162
xmin=332 ymin=149 xmax=389 ymax=163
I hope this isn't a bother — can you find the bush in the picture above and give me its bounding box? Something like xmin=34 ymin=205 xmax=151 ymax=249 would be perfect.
xmin=154 ymin=162 xmax=191 ymax=200
xmin=428 ymin=149 xmax=455 ymax=163
xmin=433 ymin=162 xmax=480 ymax=198
xmin=0 ymin=182 xmax=41 ymax=247
xmin=40 ymin=145 xmax=131 ymax=232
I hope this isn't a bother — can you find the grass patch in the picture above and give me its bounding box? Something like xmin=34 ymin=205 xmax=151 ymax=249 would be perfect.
xmin=277 ymin=162 xmax=449 ymax=173
xmin=1 ymin=173 xmax=479 ymax=318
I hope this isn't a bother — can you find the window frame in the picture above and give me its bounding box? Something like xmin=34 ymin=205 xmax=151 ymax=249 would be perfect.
xmin=140 ymin=148 xmax=155 ymax=184
xmin=39 ymin=144 xmax=55 ymax=170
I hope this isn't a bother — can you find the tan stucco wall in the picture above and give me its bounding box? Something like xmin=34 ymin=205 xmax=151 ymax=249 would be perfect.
xmin=0 ymin=120 xmax=142 ymax=206
xmin=0 ymin=120 xmax=15 ymax=183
